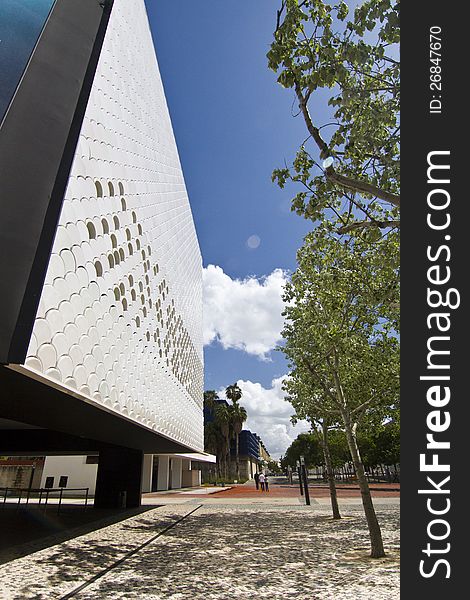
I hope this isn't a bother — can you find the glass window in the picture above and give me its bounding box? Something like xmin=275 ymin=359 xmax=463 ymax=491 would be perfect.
xmin=0 ymin=1 xmax=57 ymax=123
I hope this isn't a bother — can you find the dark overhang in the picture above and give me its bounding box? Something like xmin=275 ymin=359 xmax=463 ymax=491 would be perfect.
xmin=0 ymin=365 xmax=197 ymax=455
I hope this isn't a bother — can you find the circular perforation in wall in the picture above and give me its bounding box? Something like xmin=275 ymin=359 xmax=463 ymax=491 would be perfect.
xmin=26 ymin=4 xmax=205 ymax=450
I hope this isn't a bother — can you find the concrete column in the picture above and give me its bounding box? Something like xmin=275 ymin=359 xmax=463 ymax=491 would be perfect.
xmin=141 ymin=454 xmax=154 ymax=493
xmin=157 ymin=455 xmax=169 ymax=491
xmin=181 ymin=458 xmax=192 ymax=488
xmin=193 ymin=469 xmax=201 ymax=486
xmin=94 ymin=445 xmax=143 ymax=508
xmin=171 ymin=457 xmax=182 ymax=489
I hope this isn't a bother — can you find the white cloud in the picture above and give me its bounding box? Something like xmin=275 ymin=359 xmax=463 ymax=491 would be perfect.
xmin=203 ymin=265 xmax=287 ymax=359
xmin=217 ymin=376 xmax=310 ymax=461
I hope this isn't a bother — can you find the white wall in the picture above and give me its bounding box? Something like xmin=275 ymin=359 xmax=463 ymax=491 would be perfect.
xmin=170 ymin=457 xmax=182 ymax=490
xmin=40 ymin=456 xmax=98 ymax=495
xmin=22 ymin=0 xmax=204 ymax=453
xmin=157 ymin=455 xmax=170 ymax=491
xmin=142 ymin=454 xmax=154 ymax=493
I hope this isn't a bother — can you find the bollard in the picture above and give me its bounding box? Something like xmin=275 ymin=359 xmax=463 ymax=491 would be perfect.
xmin=300 ymin=455 xmax=310 ymax=506
xmin=301 ymin=463 xmax=311 ymax=506
xmin=296 ymin=460 xmax=303 ymax=496
xmin=58 ymin=488 xmax=64 ymax=513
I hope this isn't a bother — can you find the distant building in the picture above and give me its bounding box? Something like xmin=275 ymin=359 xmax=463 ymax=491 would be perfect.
xmin=232 ymin=430 xmax=262 ymax=480
xmin=203 ymin=398 xmax=229 ymax=424
xmin=257 ymin=436 xmax=272 ymax=464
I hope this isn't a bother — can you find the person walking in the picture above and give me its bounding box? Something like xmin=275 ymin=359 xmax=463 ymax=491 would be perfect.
xmin=264 ymin=474 xmax=269 ymax=492
xmin=254 ymin=471 xmax=260 ymax=490
xmin=259 ymin=472 xmax=265 ymax=492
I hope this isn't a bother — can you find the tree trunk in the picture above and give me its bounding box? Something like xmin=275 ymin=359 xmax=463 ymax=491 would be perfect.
xmin=330 ymin=357 xmax=385 ymax=558
xmin=226 ymin=439 xmax=231 ymax=480
xmin=321 ymin=421 xmax=341 ymax=520
xmin=342 ymin=412 xmax=385 ymax=558
xmin=235 ymin=434 xmax=240 ymax=481
xmin=221 ymin=446 xmax=227 ymax=481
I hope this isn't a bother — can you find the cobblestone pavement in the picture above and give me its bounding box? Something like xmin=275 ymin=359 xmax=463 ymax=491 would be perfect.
xmin=0 ymin=505 xmax=160 ymax=565
xmin=0 ymin=502 xmax=399 ymax=600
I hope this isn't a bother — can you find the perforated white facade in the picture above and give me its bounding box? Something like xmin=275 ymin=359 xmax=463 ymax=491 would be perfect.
xmin=22 ymin=0 xmax=204 ymax=452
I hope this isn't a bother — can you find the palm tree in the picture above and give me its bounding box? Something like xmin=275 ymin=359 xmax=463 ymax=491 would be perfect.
xmin=204 ymin=421 xmax=224 ymax=480
xmin=225 ymin=383 xmax=247 ymax=481
xmin=229 ymin=403 xmax=247 ymax=480
xmin=225 ymin=383 xmax=242 ymax=404
xmin=203 ymin=390 xmax=222 ymax=479
xmin=203 ymin=390 xmax=219 ymax=410
xmin=214 ymin=402 xmax=232 ymax=480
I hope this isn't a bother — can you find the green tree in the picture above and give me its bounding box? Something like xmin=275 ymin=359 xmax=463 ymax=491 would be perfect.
xmin=283 ymin=432 xmax=322 ymax=468
xmin=203 ymin=390 xmax=219 ymax=410
xmin=288 ymin=390 xmax=342 ymax=519
xmin=281 ymin=231 xmax=399 ymax=558
xmin=204 ymin=421 xmax=224 ymax=480
xmin=226 ymin=383 xmax=247 ymax=481
xmin=325 ymin=428 xmax=351 ymax=468
xmin=317 ymin=418 xmax=342 ymax=519
xmin=268 ymin=0 xmax=399 ymax=235
xmin=204 ymin=391 xmax=223 ymax=479
xmin=214 ymin=402 xmax=232 ymax=480
xmin=267 ymin=460 xmax=283 ymax=475
xmin=225 ymin=383 xmax=242 ymax=404
xmin=358 ymin=419 xmax=400 ymax=468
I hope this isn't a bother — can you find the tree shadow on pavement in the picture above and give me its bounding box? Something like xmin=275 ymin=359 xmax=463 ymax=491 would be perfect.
xmin=4 ymin=509 xmax=182 ymax=600
xmin=69 ymin=509 xmax=400 ymax=600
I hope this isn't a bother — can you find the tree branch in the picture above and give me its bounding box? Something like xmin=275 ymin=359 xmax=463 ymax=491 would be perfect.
xmin=295 ymin=83 xmax=330 ymax=158
xmin=300 ymin=355 xmax=337 ymax=404
xmin=294 ymin=86 xmax=401 ymax=208
xmin=337 ymin=219 xmax=400 ymax=233
xmin=275 ymin=1 xmax=286 ymax=31
xmin=325 ymin=167 xmax=401 ymax=207
xmin=342 ymin=190 xmax=388 ymax=228
xmin=351 ymin=397 xmax=375 ymax=416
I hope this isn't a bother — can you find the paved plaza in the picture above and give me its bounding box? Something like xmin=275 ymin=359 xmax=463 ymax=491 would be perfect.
xmin=0 ymin=487 xmax=399 ymax=600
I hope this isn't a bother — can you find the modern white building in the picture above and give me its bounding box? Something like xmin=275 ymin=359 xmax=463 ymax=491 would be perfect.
xmin=0 ymin=0 xmax=206 ymax=507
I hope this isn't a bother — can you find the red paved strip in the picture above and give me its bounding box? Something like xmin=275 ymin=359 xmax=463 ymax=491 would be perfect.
xmin=145 ymin=482 xmax=400 ymax=500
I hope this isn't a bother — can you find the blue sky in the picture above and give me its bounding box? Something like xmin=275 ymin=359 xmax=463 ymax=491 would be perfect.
xmin=0 ymin=0 xmax=56 ymax=122
xmin=145 ymin=0 xmax=320 ymax=456
xmin=146 ymin=1 xmax=311 ymax=279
